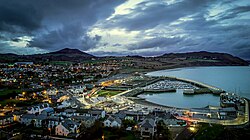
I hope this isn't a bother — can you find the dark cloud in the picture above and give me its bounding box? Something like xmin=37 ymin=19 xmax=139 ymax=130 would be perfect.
xmin=0 ymin=0 xmax=250 ymax=59
xmin=0 ymin=0 xmax=123 ymax=52
xmin=103 ymin=0 xmax=213 ymax=30
xmin=128 ymin=37 xmax=183 ymax=50
xmin=29 ymin=23 xmax=102 ymax=51
xmin=0 ymin=2 xmax=42 ymax=32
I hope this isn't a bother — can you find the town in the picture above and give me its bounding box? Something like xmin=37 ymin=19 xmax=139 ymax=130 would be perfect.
xmin=0 ymin=61 xmax=249 ymax=140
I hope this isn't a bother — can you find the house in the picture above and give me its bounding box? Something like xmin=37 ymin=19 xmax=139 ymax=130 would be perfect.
xmin=0 ymin=115 xmax=14 ymax=128
xmin=57 ymin=101 xmax=71 ymax=109
xmin=103 ymin=116 xmax=122 ymax=128
xmin=71 ymin=116 xmax=96 ymax=128
xmin=12 ymin=111 xmax=25 ymax=122
xmin=139 ymin=118 xmax=157 ymax=138
xmin=115 ymin=110 xmax=144 ymax=121
xmin=68 ymin=85 xmax=86 ymax=94
xmin=46 ymin=116 xmax=61 ymax=129
xmin=41 ymin=107 xmax=54 ymax=116
xmin=26 ymin=103 xmax=51 ymax=114
xmin=20 ymin=114 xmax=47 ymax=127
xmin=63 ymin=109 xmax=79 ymax=117
xmin=89 ymin=110 xmax=105 ymax=119
xmin=55 ymin=119 xmax=80 ymax=137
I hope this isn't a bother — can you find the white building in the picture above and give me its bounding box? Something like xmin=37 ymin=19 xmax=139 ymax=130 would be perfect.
xmin=103 ymin=116 xmax=122 ymax=128
xmin=55 ymin=120 xmax=80 ymax=136
xmin=68 ymin=85 xmax=86 ymax=94
xmin=27 ymin=103 xmax=52 ymax=114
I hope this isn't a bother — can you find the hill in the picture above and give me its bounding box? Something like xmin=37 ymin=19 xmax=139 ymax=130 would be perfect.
xmin=158 ymin=51 xmax=249 ymax=66
xmin=117 ymin=51 xmax=249 ymax=73
xmin=0 ymin=48 xmax=95 ymax=63
xmin=0 ymin=50 xmax=248 ymax=69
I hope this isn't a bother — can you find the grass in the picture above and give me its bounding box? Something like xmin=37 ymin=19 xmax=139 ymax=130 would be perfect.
xmin=0 ymin=99 xmax=40 ymax=106
xmin=49 ymin=61 xmax=72 ymax=65
xmin=103 ymin=129 xmax=138 ymax=140
xmin=119 ymin=67 xmax=149 ymax=73
xmin=188 ymin=58 xmax=221 ymax=62
xmin=194 ymin=123 xmax=225 ymax=140
xmin=0 ymin=89 xmax=22 ymax=99
xmin=0 ymin=89 xmax=22 ymax=96
xmin=97 ymin=90 xmax=122 ymax=97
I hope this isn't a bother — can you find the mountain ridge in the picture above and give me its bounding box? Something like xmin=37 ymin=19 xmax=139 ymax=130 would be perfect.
xmin=0 ymin=48 xmax=248 ymax=66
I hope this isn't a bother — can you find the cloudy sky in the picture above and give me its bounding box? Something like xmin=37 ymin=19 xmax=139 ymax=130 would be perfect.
xmin=0 ymin=0 xmax=250 ymax=59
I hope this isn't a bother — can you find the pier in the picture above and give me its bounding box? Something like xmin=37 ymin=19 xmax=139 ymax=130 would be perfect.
xmin=157 ymin=76 xmax=225 ymax=94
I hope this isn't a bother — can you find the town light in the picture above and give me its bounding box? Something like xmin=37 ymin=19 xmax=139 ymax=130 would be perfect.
xmin=189 ymin=127 xmax=196 ymax=132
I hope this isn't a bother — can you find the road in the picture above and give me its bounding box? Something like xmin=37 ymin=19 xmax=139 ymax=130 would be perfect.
xmin=176 ymin=98 xmax=249 ymax=126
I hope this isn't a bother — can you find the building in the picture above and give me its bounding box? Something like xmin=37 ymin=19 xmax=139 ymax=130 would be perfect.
xmin=71 ymin=116 xmax=96 ymax=128
xmin=55 ymin=120 xmax=80 ymax=137
xmin=115 ymin=110 xmax=144 ymax=121
xmin=41 ymin=108 xmax=54 ymax=116
xmin=26 ymin=103 xmax=51 ymax=114
xmin=20 ymin=114 xmax=47 ymax=127
xmin=103 ymin=116 xmax=122 ymax=128
xmin=139 ymin=118 xmax=156 ymax=138
xmin=89 ymin=110 xmax=105 ymax=119
xmin=219 ymin=107 xmax=237 ymax=120
xmin=14 ymin=62 xmax=33 ymax=65
xmin=46 ymin=116 xmax=61 ymax=129
xmin=0 ymin=115 xmax=14 ymax=128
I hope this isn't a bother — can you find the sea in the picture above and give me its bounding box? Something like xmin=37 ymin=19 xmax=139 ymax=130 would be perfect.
xmin=138 ymin=66 xmax=250 ymax=108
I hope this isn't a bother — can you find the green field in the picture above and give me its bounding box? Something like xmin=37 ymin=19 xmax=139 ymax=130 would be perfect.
xmin=97 ymin=90 xmax=122 ymax=97
xmin=0 ymin=99 xmax=40 ymax=106
xmin=0 ymin=89 xmax=22 ymax=99
xmin=194 ymin=123 xmax=224 ymax=140
xmin=49 ymin=61 xmax=73 ymax=65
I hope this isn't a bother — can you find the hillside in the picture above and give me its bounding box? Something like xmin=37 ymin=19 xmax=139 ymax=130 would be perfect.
xmin=0 ymin=48 xmax=95 ymax=63
xmin=0 ymin=50 xmax=248 ymax=69
xmin=117 ymin=51 xmax=249 ymax=73
xmin=158 ymin=51 xmax=249 ymax=66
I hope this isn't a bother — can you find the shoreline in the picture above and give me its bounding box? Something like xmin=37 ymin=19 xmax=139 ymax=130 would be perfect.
xmin=130 ymin=98 xmax=189 ymax=110
xmin=142 ymin=65 xmax=250 ymax=75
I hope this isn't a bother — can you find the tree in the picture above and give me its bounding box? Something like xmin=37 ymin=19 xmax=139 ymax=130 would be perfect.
xmin=156 ymin=120 xmax=172 ymax=140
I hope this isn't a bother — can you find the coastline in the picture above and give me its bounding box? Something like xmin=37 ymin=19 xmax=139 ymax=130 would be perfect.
xmin=130 ymin=97 xmax=188 ymax=110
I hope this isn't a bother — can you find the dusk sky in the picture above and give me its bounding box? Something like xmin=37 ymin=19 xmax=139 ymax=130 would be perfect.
xmin=0 ymin=0 xmax=250 ymax=59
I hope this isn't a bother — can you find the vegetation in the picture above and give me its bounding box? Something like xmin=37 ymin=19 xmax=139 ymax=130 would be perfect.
xmin=77 ymin=121 xmax=139 ymax=140
xmin=193 ymin=123 xmax=224 ymax=140
xmin=0 ymin=89 xmax=22 ymax=100
xmin=155 ymin=120 xmax=172 ymax=140
xmin=122 ymin=119 xmax=137 ymax=128
xmin=0 ymin=99 xmax=41 ymax=106
xmin=49 ymin=61 xmax=73 ymax=65
xmin=97 ymin=90 xmax=122 ymax=97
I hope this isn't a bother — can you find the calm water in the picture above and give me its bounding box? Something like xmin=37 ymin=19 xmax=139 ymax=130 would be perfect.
xmin=138 ymin=66 xmax=250 ymax=108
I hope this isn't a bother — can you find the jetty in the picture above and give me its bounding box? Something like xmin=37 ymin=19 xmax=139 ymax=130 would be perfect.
xmin=156 ymin=76 xmax=225 ymax=94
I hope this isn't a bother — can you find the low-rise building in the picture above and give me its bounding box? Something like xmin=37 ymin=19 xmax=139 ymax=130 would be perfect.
xmin=89 ymin=110 xmax=105 ymax=119
xmin=71 ymin=116 xmax=96 ymax=128
xmin=20 ymin=114 xmax=47 ymax=127
xmin=0 ymin=115 xmax=14 ymax=128
xmin=103 ymin=116 xmax=122 ymax=128
xmin=55 ymin=119 xmax=80 ymax=137
xmin=139 ymin=118 xmax=156 ymax=138
xmin=27 ymin=103 xmax=51 ymax=114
